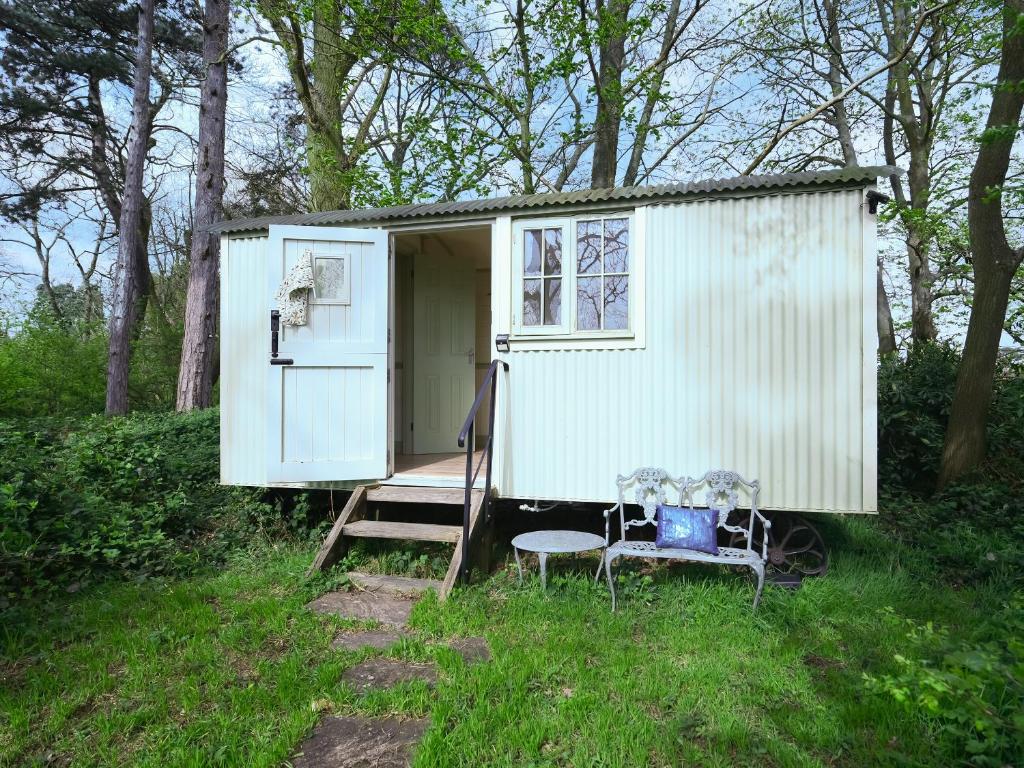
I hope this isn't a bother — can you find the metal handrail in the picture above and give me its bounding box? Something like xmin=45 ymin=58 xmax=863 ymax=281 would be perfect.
xmin=456 ymin=359 xmax=509 ymax=582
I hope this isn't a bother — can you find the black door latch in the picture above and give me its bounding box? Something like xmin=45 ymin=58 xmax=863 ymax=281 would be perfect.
xmin=270 ymin=309 xmax=293 ymax=365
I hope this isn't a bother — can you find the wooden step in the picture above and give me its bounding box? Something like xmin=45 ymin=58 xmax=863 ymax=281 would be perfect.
xmin=366 ymin=486 xmax=482 ymax=506
xmin=341 ymin=520 xmax=462 ymax=543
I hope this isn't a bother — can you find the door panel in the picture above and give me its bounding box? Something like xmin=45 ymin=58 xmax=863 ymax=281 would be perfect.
xmin=412 ymin=248 xmax=475 ymax=453
xmin=267 ymin=225 xmax=389 ymax=482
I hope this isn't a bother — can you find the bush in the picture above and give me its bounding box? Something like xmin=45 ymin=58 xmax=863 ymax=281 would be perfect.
xmin=878 ymin=344 xmax=1024 ymax=583
xmin=865 ymin=598 xmax=1024 ymax=767
xmin=0 ymin=409 xmax=281 ymax=601
xmin=0 ymin=312 xmax=107 ymax=417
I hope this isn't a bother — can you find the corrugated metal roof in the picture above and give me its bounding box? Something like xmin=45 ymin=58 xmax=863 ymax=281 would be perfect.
xmin=211 ymin=165 xmax=899 ymax=234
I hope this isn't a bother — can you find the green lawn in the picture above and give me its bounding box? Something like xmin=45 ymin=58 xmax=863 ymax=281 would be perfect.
xmin=0 ymin=517 xmax=1014 ymax=767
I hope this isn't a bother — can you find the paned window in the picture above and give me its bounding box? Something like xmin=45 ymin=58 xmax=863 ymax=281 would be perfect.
xmin=575 ymin=218 xmax=628 ymax=331
xmin=522 ymin=227 xmax=562 ymax=326
xmin=513 ymin=214 xmax=635 ymax=340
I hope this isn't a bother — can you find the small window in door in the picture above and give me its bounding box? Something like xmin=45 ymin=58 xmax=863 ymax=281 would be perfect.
xmin=311 ymin=253 xmax=351 ymax=304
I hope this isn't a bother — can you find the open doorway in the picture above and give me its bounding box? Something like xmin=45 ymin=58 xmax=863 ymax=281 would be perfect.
xmin=392 ymin=226 xmax=491 ymax=482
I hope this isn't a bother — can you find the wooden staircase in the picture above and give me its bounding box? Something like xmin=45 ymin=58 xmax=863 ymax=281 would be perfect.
xmin=307 ymin=485 xmax=485 ymax=600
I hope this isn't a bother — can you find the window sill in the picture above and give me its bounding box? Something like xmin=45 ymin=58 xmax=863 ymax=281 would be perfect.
xmin=506 ymin=331 xmax=644 ymax=351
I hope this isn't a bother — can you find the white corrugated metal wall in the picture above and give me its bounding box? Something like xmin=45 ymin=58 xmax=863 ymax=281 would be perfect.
xmin=220 ymin=233 xmax=269 ymax=486
xmin=496 ymin=189 xmax=875 ymax=512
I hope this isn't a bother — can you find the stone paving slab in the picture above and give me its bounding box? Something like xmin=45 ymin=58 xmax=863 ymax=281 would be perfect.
xmin=347 ymin=572 xmax=442 ymax=596
xmin=289 ymin=716 xmax=427 ymax=768
xmin=448 ymin=637 xmax=490 ymax=663
xmin=342 ymin=658 xmax=438 ymax=691
xmin=331 ymin=629 xmax=410 ymax=651
xmin=307 ymin=591 xmax=414 ymax=627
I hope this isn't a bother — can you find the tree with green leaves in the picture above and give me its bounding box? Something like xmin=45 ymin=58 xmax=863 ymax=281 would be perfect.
xmin=939 ymin=0 xmax=1024 ymax=485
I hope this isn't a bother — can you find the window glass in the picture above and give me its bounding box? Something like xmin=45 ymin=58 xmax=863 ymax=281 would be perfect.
xmin=312 ymin=255 xmax=350 ymax=302
xmin=523 ymin=278 xmax=541 ymax=326
xmin=574 ymin=217 xmax=630 ymax=331
xmin=544 ymin=278 xmax=562 ymax=325
xmin=604 ymin=275 xmax=629 ymax=330
xmin=544 ymin=229 xmax=561 ymax=275
xmin=604 ymin=218 xmax=629 ymax=273
xmin=524 ymin=229 xmax=542 ymax=275
xmin=522 ymin=227 xmax=563 ymax=326
xmin=576 ymin=220 xmax=601 ymax=274
xmin=576 ymin=277 xmax=601 ymax=330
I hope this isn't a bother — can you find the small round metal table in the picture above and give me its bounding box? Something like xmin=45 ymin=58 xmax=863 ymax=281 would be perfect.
xmin=511 ymin=530 xmax=607 ymax=589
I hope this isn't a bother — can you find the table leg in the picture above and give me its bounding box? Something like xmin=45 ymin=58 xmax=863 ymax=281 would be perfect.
xmin=514 ymin=547 xmax=524 ymax=584
xmin=538 ymin=552 xmax=548 ymax=590
xmin=594 ymin=550 xmax=605 ymax=582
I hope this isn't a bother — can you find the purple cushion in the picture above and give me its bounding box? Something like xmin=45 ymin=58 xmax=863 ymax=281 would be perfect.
xmin=655 ymin=505 xmax=719 ymax=555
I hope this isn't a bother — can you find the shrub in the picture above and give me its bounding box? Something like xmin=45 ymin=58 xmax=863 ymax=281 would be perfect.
xmin=865 ymin=598 xmax=1024 ymax=767
xmin=0 ymin=409 xmax=279 ymax=601
xmin=878 ymin=345 xmax=1024 ymax=583
xmin=0 ymin=312 xmax=107 ymax=417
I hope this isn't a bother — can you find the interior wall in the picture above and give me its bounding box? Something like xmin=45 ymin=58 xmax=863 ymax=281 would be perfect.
xmin=393 ymin=226 xmax=491 ymax=457
xmin=474 ymin=267 xmax=492 ymax=439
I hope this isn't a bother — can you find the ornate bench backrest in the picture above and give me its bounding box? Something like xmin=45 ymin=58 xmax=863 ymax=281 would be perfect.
xmin=614 ymin=467 xmax=689 ymax=540
xmin=681 ymin=469 xmax=761 ymax=548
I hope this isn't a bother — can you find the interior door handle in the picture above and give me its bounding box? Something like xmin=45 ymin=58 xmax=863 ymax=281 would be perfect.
xmin=467 ymin=348 xmax=475 ymax=364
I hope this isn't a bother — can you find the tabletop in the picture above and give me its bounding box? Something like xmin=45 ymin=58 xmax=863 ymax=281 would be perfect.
xmin=511 ymin=529 xmax=606 ymax=554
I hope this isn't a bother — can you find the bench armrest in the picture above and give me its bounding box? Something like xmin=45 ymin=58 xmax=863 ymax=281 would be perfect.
xmin=602 ymin=504 xmax=618 ymax=546
xmin=749 ymin=508 xmax=772 ymax=561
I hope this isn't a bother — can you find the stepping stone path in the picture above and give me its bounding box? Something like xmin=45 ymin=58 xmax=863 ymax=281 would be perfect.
xmin=342 ymin=658 xmax=438 ymax=691
xmin=449 ymin=636 xmax=491 ymax=663
xmin=300 ymin=572 xmax=492 ymax=765
xmin=331 ymin=629 xmax=410 ymax=651
xmin=307 ymin=590 xmax=414 ymax=628
xmin=289 ymin=716 xmax=427 ymax=768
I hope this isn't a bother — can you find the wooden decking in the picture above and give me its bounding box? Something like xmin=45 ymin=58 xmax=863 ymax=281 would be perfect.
xmin=393 ymin=451 xmax=483 ymax=479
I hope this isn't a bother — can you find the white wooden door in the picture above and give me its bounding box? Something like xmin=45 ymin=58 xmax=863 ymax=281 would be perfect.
xmin=412 ymin=247 xmax=475 ymax=453
xmin=266 ymin=225 xmax=389 ymax=482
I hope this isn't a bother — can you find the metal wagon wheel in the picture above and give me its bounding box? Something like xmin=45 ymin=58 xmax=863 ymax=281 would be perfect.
xmin=726 ymin=511 xmax=829 ymax=577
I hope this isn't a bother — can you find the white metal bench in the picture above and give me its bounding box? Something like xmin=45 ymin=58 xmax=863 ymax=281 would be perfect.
xmin=602 ymin=468 xmax=771 ymax=610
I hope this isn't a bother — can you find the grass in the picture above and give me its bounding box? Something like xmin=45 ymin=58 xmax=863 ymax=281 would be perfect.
xmin=0 ymin=518 xmax=1014 ymax=767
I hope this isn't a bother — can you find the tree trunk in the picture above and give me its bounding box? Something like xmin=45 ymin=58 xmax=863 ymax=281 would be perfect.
xmin=938 ymin=0 xmax=1024 ymax=486
xmin=106 ymin=0 xmax=154 ymax=415
xmin=905 ymin=152 xmax=938 ymax=343
xmin=307 ymin=0 xmax=349 ymax=212
xmin=877 ymin=259 xmax=898 ymax=355
xmin=177 ymin=0 xmax=229 ymax=411
xmin=590 ymin=0 xmax=628 ymax=188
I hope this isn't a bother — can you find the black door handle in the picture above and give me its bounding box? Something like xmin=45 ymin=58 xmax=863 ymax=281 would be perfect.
xmin=269 ymin=310 xmax=294 ymax=364
xmin=270 ymin=309 xmax=281 ymax=358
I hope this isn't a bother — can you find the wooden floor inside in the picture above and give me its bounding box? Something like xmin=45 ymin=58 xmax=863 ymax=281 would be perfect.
xmin=393 ymin=451 xmax=483 ymax=479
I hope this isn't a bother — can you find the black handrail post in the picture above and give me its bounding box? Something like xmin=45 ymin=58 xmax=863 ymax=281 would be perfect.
xmin=483 ymin=369 xmax=499 ymax=524
xmin=457 ymin=359 xmax=508 ymax=587
xmin=461 ymin=428 xmax=474 ymax=582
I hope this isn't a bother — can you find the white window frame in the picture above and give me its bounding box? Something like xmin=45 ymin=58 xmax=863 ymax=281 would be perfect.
xmin=511 ymin=216 xmax=570 ymax=336
xmin=510 ymin=208 xmax=645 ymax=350
xmin=309 ymin=251 xmax=352 ymax=305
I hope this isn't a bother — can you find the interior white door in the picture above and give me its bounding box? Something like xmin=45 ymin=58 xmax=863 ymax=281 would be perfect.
xmin=266 ymin=225 xmax=389 ymax=482
xmin=412 ymin=247 xmax=475 ymax=453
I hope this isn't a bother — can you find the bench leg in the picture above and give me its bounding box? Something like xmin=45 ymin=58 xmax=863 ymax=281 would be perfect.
xmin=604 ymin=553 xmax=617 ymax=612
xmin=751 ymin=562 xmax=765 ymax=611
